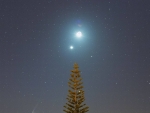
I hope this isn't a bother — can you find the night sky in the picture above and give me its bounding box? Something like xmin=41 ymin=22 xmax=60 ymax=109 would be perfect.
xmin=0 ymin=0 xmax=150 ymax=113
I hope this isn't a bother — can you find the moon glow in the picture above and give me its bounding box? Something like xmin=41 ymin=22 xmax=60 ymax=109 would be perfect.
xmin=76 ymin=31 xmax=82 ymax=38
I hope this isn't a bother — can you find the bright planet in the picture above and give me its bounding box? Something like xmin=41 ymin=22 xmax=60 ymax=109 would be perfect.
xmin=70 ymin=46 xmax=74 ymax=49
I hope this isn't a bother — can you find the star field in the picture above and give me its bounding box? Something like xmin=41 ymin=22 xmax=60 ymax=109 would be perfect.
xmin=0 ymin=0 xmax=150 ymax=113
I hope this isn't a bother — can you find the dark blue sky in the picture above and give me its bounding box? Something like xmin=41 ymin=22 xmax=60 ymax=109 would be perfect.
xmin=0 ymin=0 xmax=150 ymax=113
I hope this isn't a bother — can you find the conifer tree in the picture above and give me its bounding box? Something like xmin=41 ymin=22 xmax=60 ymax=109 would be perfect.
xmin=63 ymin=63 xmax=89 ymax=113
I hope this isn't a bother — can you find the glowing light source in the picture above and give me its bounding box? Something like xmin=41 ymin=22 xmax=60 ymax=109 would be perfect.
xmin=76 ymin=31 xmax=82 ymax=38
xmin=70 ymin=46 xmax=74 ymax=49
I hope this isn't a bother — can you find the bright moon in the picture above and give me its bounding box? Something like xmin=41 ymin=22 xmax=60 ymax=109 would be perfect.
xmin=76 ymin=31 xmax=82 ymax=38
xmin=70 ymin=46 xmax=74 ymax=49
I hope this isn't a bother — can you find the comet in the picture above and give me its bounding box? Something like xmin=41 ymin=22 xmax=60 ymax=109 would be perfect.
xmin=32 ymin=103 xmax=39 ymax=113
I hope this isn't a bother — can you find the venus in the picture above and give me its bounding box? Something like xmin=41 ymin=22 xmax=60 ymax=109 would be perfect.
xmin=70 ymin=46 xmax=74 ymax=49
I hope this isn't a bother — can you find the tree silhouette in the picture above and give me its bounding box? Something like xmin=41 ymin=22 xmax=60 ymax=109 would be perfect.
xmin=63 ymin=63 xmax=89 ymax=113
